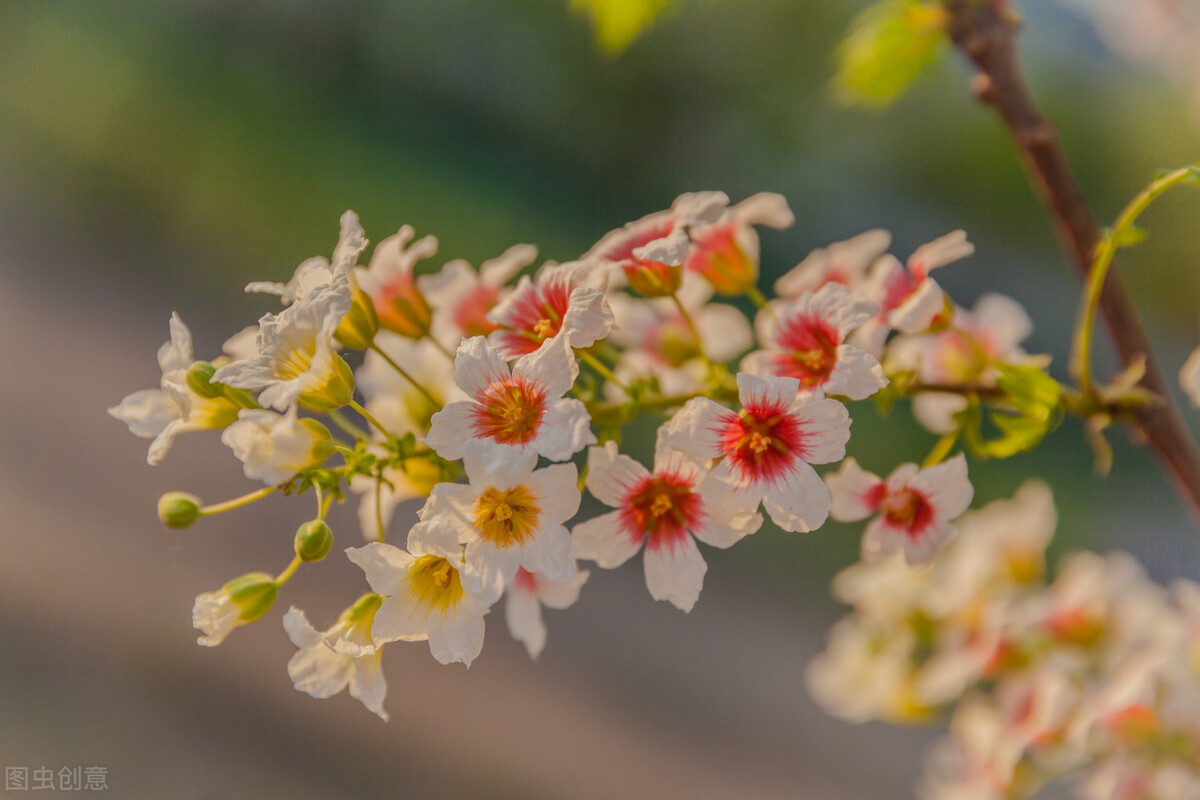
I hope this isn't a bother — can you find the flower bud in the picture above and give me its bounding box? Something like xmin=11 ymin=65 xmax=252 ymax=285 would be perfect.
xmin=299 ymin=354 xmax=355 ymax=410
xmin=372 ymin=277 xmax=433 ymax=339
xmin=335 ymin=278 xmax=380 ymax=350
xmin=158 ymin=492 xmax=202 ymax=528
xmin=186 ymin=361 xmax=225 ymax=399
xmin=295 ymin=519 xmax=334 ymax=562
xmin=224 ymin=572 xmax=279 ymax=623
xmin=625 ymin=260 xmax=682 ymax=298
xmin=686 ymin=222 xmax=758 ymax=295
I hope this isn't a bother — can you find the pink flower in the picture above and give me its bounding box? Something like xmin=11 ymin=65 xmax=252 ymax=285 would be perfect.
xmin=773 ymin=229 xmax=892 ymax=299
xmin=742 ymin=283 xmax=886 ymax=400
xmin=586 ymin=191 xmax=730 ymax=297
xmin=855 ymin=230 xmax=974 ymax=354
xmin=573 ymin=429 xmax=762 ymax=611
xmin=665 ymin=372 xmax=851 ymax=532
xmin=358 ymin=225 xmax=437 ymax=339
xmin=684 ymin=193 xmax=794 ymax=295
xmin=487 ymin=261 xmax=614 ymax=359
xmin=418 ymin=243 xmax=538 ymax=343
xmin=826 ymin=455 xmax=974 ymax=565
xmin=425 ymin=334 xmax=596 ymax=472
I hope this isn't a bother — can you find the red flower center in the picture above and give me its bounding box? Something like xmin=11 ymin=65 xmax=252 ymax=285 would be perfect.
xmin=493 ymin=273 xmax=572 ymax=357
xmin=773 ymin=313 xmax=840 ymax=387
xmin=723 ymin=410 xmax=803 ymax=483
xmin=880 ymin=488 xmax=934 ymax=538
xmin=470 ymin=377 xmax=546 ymax=445
xmin=621 ymin=473 xmax=701 ymax=551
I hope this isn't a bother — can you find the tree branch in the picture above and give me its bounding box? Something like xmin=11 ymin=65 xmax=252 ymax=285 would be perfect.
xmin=943 ymin=0 xmax=1200 ymax=521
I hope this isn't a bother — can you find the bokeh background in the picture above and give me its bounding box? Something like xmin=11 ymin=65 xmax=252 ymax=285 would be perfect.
xmin=2 ymin=1 xmax=1199 ymax=797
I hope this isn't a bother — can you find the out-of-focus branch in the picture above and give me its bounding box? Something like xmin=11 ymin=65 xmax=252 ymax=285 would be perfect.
xmin=943 ymin=0 xmax=1200 ymax=522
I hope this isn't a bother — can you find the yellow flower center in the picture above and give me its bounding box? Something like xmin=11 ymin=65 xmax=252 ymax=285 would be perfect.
xmin=746 ymin=431 xmax=772 ymax=454
xmin=405 ymin=555 xmax=464 ymax=616
xmin=475 ymin=485 xmax=541 ymax=548
xmin=533 ymin=318 xmax=556 ymax=339
xmin=649 ymin=493 xmax=674 ymax=518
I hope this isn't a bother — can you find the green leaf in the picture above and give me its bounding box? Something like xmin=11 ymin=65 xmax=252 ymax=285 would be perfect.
xmin=833 ymin=0 xmax=949 ymax=109
xmin=960 ymin=365 xmax=1063 ymax=459
xmin=571 ymin=0 xmax=675 ymax=54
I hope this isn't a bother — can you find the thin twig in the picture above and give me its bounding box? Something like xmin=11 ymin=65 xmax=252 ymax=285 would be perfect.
xmin=944 ymin=0 xmax=1200 ymax=522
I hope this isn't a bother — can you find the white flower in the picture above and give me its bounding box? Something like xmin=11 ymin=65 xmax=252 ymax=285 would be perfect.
xmin=108 ymin=312 xmax=239 ymax=464
xmin=773 ymin=229 xmax=892 ymax=298
xmin=411 ymin=453 xmax=580 ymax=591
xmin=505 ymin=566 xmax=590 ymax=660
xmin=355 ymin=333 xmax=465 ymax=437
xmin=666 ymin=372 xmax=851 ymax=532
xmin=573 ymin=428 xmax=762 ymax=611
xmin=742 ymin=283 xmax=887 ymax=400
xmin=192 ymin=572 xmax=277 ymax=647
xmin=245 ymin=210 xmax=367 ymax=304
xmin=486 ymin=260 xmax=615 ymax=358
xmin=357 ymin=224 xmax=437 ymax=338
xmin=684 ymin=192 xmax=795 ymax=295
xmin=212 ymin=282 xmax=353 ymax=411
xmin=826 ymin=454 xmax=974 ymax=564
xmin=283 ymin=595 xmax=389 ymax=721
xmin=425 ymin=334 xmax=596 ymax=472
xmin=346 ymin=532 xmax=499 ymax=667
xmin=221 ymin=408 xmax=334 ymax=486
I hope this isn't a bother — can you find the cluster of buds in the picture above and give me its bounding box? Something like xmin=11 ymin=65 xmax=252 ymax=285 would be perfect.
xmin=810 ymin=482 xmax=1200 ymax=799
xmin=111 ymin=191 xmax=1085 ymax=724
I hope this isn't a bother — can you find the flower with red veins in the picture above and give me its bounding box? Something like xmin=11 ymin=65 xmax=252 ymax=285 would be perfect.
xmin=505 ymin=565 xmax=590 ymax=660
xmin=425 ymin=333 xmax=595 ymax=472
xmin=486 ymin=260 xmax=614 ymax=359
xmin=854 ymin=230 xmax=974 ymax=355
xmin=346 ymin=526 xmax=500 ymax=667
xmin=685 ymin=192 xmax=794 ymax=295
xmin=586 ymin=191 xmax=730 ymax=297
xmin=358 ymin=225 xmax=437 ymax=339
xmin=826 ymin=454 xmax=973 ymax=565
xmin=742 ymin=283 xmax=886 ymax=400
xmin=666 ymin=372 xmax=850 ymax=532
xmin=418 ymin=243 xmax=537 ymax=346
xmin=886 ymin=293 xmax=1038 ymax=434
xmin=411 ymin=452 xmax=580 ymax=592
xmin=573 ymin=429 xmax=762 ymax=611
xmin=774 ymin=229 xmax=892 ymax=299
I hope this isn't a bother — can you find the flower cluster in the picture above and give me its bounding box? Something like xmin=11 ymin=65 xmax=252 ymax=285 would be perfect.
xmin=115 ymin=192 xmax=1120 ymax=726
xmin=810 ymin=481 xmax=1200 ymax=799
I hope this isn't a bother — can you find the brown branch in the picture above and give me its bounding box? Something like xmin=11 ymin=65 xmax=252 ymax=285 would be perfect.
xmin=943 ymin=0 xmax=1200 ymax=521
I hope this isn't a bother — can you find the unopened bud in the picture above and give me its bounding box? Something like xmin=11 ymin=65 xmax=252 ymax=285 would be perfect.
xmin=625 ymin=261 xmax=682 ymax=298
xmin=299 ymin=355 xmax=354 ymax=410
xmin=186 ymin=361 xmax=225 ymax=399
xmin=224 ymin=572 xmax=278 ymax=623
xmin=335 ymin=278 xmax=380 ymax=350
xmin=295 ymin=519 xmax=334 ymax=562
xmin=373 ymin=278 xmax=433 ymax=339
xmin=158 ymin=492 xmax=202 ymax=528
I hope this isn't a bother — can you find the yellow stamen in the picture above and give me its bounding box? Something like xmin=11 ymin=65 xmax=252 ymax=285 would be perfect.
xmin=747 ymin=431 xmax=772 ymax=454
xmin=649 ymin=493 xmax=673 ymax=518
xmin=475 ymin=485 xmax=541 ymax=548
xmin=405 ymin=555 xmax=463 ymax=616
xmin=533 ymin=318 xmax=555 ymax=339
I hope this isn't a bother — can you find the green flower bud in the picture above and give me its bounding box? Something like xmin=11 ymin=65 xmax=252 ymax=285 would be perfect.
xmin=224 ymin=572 xmax=278 ymax=622
xmin=158 ymin=492 xmax=202 ymax=528
xmin=335 ymin=280 xmax=381 ymax=350
xmin=299 ymin=354 xmax=355 ymax=411
xmin=186 ymin=361 xmax=225 ymax=399
xmin=294 ymin=519 xmax=334 ymax=562
xmin=298 ymin=418 xmax=336 ymax=468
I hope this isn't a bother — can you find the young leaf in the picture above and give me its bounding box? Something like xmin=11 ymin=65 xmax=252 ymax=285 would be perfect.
xmin=571 ymin=0 xmax=675 ymax=53
xmin=833 ymin=0 xmax=949 ymax=108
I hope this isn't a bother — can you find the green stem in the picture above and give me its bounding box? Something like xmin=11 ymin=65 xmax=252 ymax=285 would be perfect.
xmin=327 ymin=408 xmax=369 ymax=439
xmin=1070 ymin=165 xmax=1199 ymax=396
xmin=427 ymin=335 xmax=457 ymax=362
xmin=923 ymin=434 xmax=958 ymax=468
xmin=670 ymin=292 xmax=712 ymax=366
xmin=578 ymin=349 xmax=628 ymax=391
xmin=746 ymin=285 xmax=769 ymax=309
xmin=368 ymin=342 xmax=441 ymax=407
xmin=348 ymin=398 xmax=395 ymax=442
xmin=275 ymin=555 xmax=302 ymax=585
xmin=587 ymin=387 xmax=736 ymax=420
xmin=199 ymin=486 xmax=278 ymax=516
